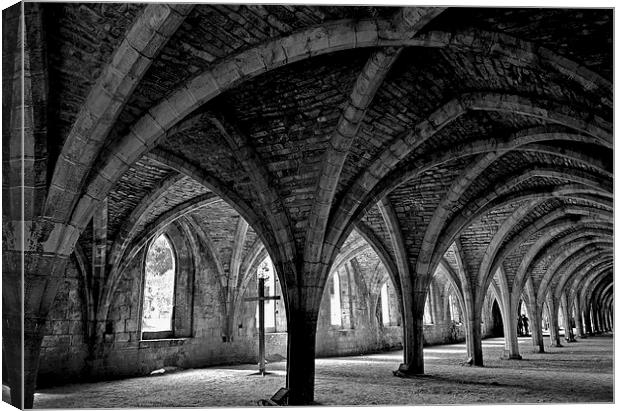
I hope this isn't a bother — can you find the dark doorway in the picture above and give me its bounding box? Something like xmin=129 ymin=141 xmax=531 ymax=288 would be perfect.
xmin=490 ymin=300 xmax=504 ymax=337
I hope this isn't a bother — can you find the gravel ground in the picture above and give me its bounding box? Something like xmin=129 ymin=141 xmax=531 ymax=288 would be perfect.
xmin=3 ymin=334 xmax=613 ymax=408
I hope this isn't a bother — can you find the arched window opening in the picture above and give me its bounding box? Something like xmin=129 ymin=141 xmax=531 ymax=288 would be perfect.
xmin=423 ymin=295 xmax=432 ymax=324
xmin=542 ymin=303 xmax=550 ymax=330
xmin=142 ymin=234 xmax=176 ymax=333
xmin=449 ymin=293 xmax=461 ymax=323
xmin=255 ymin=258 xmax=276 ymax=331
xmin=490 ymin=299 xmax=504 ymax=338
xmin=519 ymin=299 xmax=529 ymax=317
xmin=330 ymin=272 xmax=342 ymax=326
xmin=380 ymin=282 xmax=390 ymax=326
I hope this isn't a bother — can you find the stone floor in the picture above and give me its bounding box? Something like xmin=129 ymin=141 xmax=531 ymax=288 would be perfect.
xmin=3 ymin=334 xmax=614 ymax=409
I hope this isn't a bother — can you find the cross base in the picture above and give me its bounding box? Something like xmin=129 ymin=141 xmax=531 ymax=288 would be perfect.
xmin=248 ymin=370 xmax=276 ymax=377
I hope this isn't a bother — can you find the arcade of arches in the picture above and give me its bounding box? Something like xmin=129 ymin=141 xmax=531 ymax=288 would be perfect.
xmin=1 ymin=3 xmax=613 ymax=408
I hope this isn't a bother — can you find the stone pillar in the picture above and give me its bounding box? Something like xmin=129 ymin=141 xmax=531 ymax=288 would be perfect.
xmin=3 ymin=251 xmax=69 ymax=408
xmin=530 ymin=304 xmax=545 ymax=353
xmin=286 ymin=304 xmax=319 ymax=405
xmin=600 ymin=308 xmax=608 ymax=332
xmin=561 ymin=294 xmax=575 ymax=342
xmin=603 ymin=308 xmax=611 ymax=331
xmin=3 ymin=249 xmax=24 ymax=408
xmin=501 ymin=303 xmax=521 ymax=360
xmin=583 ymin=306 xmax=594 ymax=336
xmin=3 ymin=321 xmax=23 ymax=408
xmin=601 ymin=309 xmax=609 ymax=332
xmin=573 ymin=298 xmax=585 ymax=338
xmin=397 ymin=287 xmax=417 ymax=374
xmin=465 ymin=315 xmax=484 ymax=366
xmin=395 ymin=290 xmax=426 ymax=376
xmin=546 ymin=296 xmax=562 ymax=347
xmin=592 ymin=306 xmax=601 ymax=334
xmin=4 ymin=316 xmax=51 ymax=410
xmin=578 ymin=311 xmax=587 ymax=338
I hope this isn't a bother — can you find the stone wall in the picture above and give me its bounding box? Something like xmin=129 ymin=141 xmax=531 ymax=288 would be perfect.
xmin=424 ymin=322 xmax=466 ymax=345
xmin=37 ymin=258 xmax=90 ymax=385
xmin=37 ymin=228 xmax=260 ymax=386
xmin=37 ymin=225 xmax=469 ymax=387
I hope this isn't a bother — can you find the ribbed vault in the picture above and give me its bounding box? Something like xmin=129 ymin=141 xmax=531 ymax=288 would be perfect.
xmin=2 ymin=4 xmax=612 ymax=407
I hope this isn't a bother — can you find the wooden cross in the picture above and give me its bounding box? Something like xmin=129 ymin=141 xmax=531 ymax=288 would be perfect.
xmin=244 ymin=276 xmax=280 ymax=375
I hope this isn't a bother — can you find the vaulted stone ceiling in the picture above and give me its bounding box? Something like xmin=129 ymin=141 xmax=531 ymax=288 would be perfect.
xmin=3 ymin=3 xmax=612 ymax=407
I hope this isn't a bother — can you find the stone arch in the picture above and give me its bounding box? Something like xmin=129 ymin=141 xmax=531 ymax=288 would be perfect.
xmin=141 ymin=150 xmax=292 ymax=293
xmin=438 ymin=259 xmax=466 ymax=314
xmin=98 ymin=194 xmax=218 ymax=322
xmin=325 ymin=125 xmax=611 ymax=262
xmin=479 ymin=208 xmax=612 ymax=315
xmin=46 ymin=4 xmax=194 ymax=223
xmin=354 ymin=222 xmax=402 ymax=312
xmin=63 ymin=19 xmax=613 ymax=243
xmin=510 ymin=226 xmax=613 ymax=304
xmin=487 ymin=278 xmax=506 ymax=338
xmin=552 ymin=246 xmax=613 ymax=302
xmin=537 ymin=244 xmax=612 ymax=304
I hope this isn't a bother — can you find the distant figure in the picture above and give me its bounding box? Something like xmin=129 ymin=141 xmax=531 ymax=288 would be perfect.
xmin=522 ymin=314 xmax=530 ymax=336
xmin=517 ymin=315 xmax=524 ymax=336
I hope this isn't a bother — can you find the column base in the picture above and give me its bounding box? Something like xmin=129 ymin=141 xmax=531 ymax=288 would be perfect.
xmin=459 ymin=357 xmax=484 ymax=367
xmin=393 ymin=363 xmax=423 ymax=378
xmin=550 ymin=342 xmax=563 ymax=347
xmin=501 ymin=350 xmax=522 ymax=360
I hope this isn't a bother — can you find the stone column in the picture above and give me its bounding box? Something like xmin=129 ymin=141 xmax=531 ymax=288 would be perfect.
xmin=3 ymin=250 xmax=24 ymax=409
xmin=599 ymin=307 xmax=607 ymax=332
xmin=463 ymin=292 xmax=483 ymax=366
xmin=286 ymin=303 xmax=319 ymax=405
xmin=583 ymin=306 xmax=594 ymax=336
xmin=561 ymin=294 xmax=575 ymax=342
xmin=573 ymin=297 xmax=585 ymax=338
xmin=465 ymin=314 xmax=484 ymax=366
xmin=605 ymin=308 xmax=612 ymax=332
xmin=601 ymin=309 xmax=609 ymax=332
xmin=501 ymin=302 xmax=521 ymax=360
xmin=394 ymin=290 xmax=426 ymax=376
xmin=592 ymin=306 xmax=601 ymax=334
xmin=530 ymin=304 xmax=545 ymax=353
xmin=3 ymin=248 xmax=69 ymax=409
xmin=597 ymin=308 xmax=604 ymax=332
xmin=578 ymin=311 xmax=587 ymax=338
xmin=396 ymin=287 xmax=417 ymax=374
xmin=546 ymin=296 xmax=562 ymax=347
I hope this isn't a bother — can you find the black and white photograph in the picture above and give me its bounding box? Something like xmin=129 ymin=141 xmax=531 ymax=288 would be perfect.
xmin=1 ymin=1 xmax=615 ymax=409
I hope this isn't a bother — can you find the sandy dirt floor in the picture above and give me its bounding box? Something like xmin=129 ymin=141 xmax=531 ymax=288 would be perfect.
xmin=3 ymin=334 xmax=614 ymax=408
